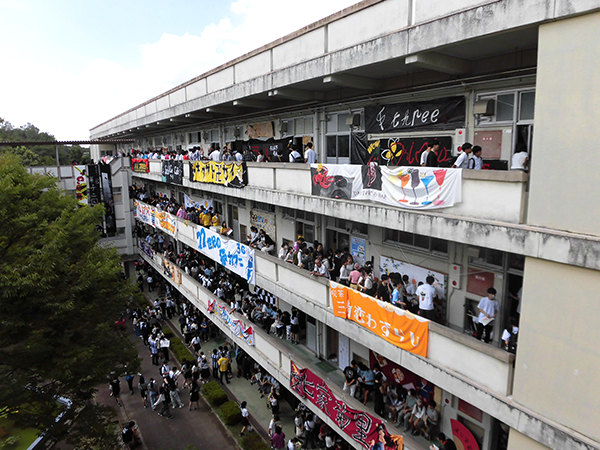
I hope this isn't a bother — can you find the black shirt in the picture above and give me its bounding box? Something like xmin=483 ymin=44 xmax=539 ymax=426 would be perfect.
xmin=426 ymin=150 xmax=439 ymax=167
xmin=377 ymin=283 xmax=390 ymax=303
xmin=344 ymin=366 xmax=358 ymax=383
xmin=441 ymin=439 xmax=458 ymax=450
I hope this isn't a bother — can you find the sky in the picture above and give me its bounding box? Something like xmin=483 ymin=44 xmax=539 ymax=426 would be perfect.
xmin=0 ymin=0 xmax=360 ymax=140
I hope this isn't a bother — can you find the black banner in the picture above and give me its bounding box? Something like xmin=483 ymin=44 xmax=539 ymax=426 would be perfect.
xmin=99 ymin=164 xmax=116 ymax=237
xmin=351 ymin=134 xmax=453 ymax=167
xmin=87 ymin=164 xmax=102 ymax=207
xmin=131 ymin=158 xmax=149 ymax=173
xmin=161 ymin=160 xmax=183 ymax=184
xmin=248 ymin=138 xmax=290 ymax=162
xmin=365 ymin=96 xmax=465 ymax=134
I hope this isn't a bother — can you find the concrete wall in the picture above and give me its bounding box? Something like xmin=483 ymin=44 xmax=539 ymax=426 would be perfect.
xmin=513 ymin=257 xmax=600 ymax=443
xmin=507 ymin=429 xmax=551 ymax=450
xmin=528 ymin=13 xmax=600 ymax=236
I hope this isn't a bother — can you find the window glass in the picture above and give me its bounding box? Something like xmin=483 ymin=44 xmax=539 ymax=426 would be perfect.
xmin=338 ymin=114 xmax=350 ymax=131
xmin=338 ymin=135 xmax=350 ymax=158
xmin=508 ymin=253 xmax=525 ymax=271
xmin=295 ymin=119 xmax=305 ymax=135
xmin=305 ymin=117 xmax=313 ymax=134
xmin=414 ymin=233 xmax=430 ymax=249
xmin=304 ymin=224 xmax=315 ymax=244
xmin=519 ymin=92 xmax=535 ymax=121
xmin=352 ymin=222 xmax=368 ymax=235
xmin=431 ymin=238 xmax=448 ymax=254
xmin=384 ymin=228 xmax=399 ymax=242
xmin=327 ymin=116 xmax=337 ymax=133
xmin=496 ymin=94 xmax=515 ymax=121
xmin=486 ymin=248 xmax=504 ymax=267
xmin=327 ymin=135 xmax=337 ymax=157
xmin=399 ymin=231 xmax=413 ymax=246
xmin=210 ymin=129 xmax=219 ymax=142
xmin=305 ymin=212 xmax=315 ymax=222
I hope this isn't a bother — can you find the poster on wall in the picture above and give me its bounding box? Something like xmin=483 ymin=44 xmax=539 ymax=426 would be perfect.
xmin=369 ymin=350 xmax=423 ymax=394
xmin=380 ymin=255 xmax=447 ymax=300
xmin=74 ymin=165 xmax=88 ymax=206
xmin=365 ymin=96 xmax=466 ymax=134
xmin=351 ymin=236 xmax=366 ymax=266
xmin=161 ymin=160 xmax=183 ymax=184
xmin=247 ymin=121 xmax=274 ymax=139
xmin=310 ymin=164 xmax=462 ymax=210
xmin=190 ymin=161 xmax=247 ymax=188
xmin=250 ymin=210 xmax=276 ymax=241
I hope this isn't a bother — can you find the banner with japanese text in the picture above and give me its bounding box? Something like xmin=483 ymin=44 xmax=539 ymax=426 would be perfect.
xmin=209 ymin=299 xmax=255 ymax=346
xmin=131 ymin=158 xmax=150 ymax=173
xmin=133 ymin=200 xmax=156 ymax=227
xmin=74 ymin=165 xmax=88 ymax=206
xmin=329 ymin=282 xmax=429 ymax=357
xmin=311 ymin=164 xmax=461 ymax=210
xmin=139 ymin=240 xmax=154 ymax=258
xmin=161 ymin=160 xmax=183 ymax=184
xmin=290 ymin=361 xmax=383 ymax=449
xmin=196 ymin=226 xmax=255 ymax=284
xmin=190 ymin=161 xmax=247 ymax=188
xmin=155 ymin=209 xmax=177 ymax=237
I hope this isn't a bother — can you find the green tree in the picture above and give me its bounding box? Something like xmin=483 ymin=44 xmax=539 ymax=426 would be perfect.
xmin=0 ymin=154 xmax=140 ymax=447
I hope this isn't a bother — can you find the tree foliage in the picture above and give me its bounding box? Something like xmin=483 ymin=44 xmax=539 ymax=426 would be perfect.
xmin=0 ymin=118 xmax=90 ymax=165
xmin=0 ymin=154 xmax=139 ymax=445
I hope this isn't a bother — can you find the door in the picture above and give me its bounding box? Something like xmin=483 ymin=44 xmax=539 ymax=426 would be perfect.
xmin=338 ymin=334 xmax=350 ymax=370
xmin=326 ymin=135 xmax=350 ymax=164
xmin=227 ymin=204 xmax=239 ymax=241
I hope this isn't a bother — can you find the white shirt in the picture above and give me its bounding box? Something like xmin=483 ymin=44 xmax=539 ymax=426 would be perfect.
xmin=235 ymin=152 xmax=243 ymax=162
xmin=502 ymin=326 xmax=519 ymax=342
xmin=241 ymin=407 xmax=249 ymax=417
xmin=454 ymin=152 xmax=470 ymax=169
xmin=313 ymin=263 xmax=330 ymax=279
xmin=511 ymin=151 xmax=528 ymax=170
xmin=420 ymin=150 xmax=430 ymax=166
xmin=305 ymin=148 xmax=317 ymax=164
xmin=470 ymin=154 xmax=483 ymax=170
xmin=210 ymin=150 xmax=221 ymax=162
xmin=289 ymin=150 xmax=302 ymax=162
xmin=477 ymin=296 xmax=500 ymax=323
xmin=416 ymin=284 xmax=436 ymax=310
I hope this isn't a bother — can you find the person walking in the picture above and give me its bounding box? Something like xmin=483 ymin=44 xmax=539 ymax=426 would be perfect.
xmin=218 ymin=352 xmax=230 ymax=384
xmin=188 ymin=380 xmax=200 ymax=411
xmin=109 ymin=377 xmax=123 ymax=407
xmin=138 ymin=374 xmax=148 ymax=408
xmin=153 ymin=385 xmax=173 ymax=419
xmin=240 ymin=401 xmax=251 ymax=436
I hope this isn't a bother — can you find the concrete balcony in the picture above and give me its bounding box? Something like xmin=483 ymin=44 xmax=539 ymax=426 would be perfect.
xmin=141 ymin=159 xmax=528 ymax=224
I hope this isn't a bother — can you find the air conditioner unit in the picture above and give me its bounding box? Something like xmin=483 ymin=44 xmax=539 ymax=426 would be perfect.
xmin=474 ymin=99 xmax=495 ymax=116
xmin=346 ymin=114 xmax=361 ymax=127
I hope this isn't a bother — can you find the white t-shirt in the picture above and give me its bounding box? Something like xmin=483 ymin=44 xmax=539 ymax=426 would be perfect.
xmin=511 ymin=152 xmax=528 ymax=169
xmin=313 ymin=263 xmax=330 ymax=278
xmin=477 ymin=296 xmax=500 ymax=323
xmin=420 ymin=150 xmax=430 ymax=166
xmin=289 ymin=150 xmax=302 ymax=162
xmin=501 ymin=326 xmax=519 ymax=342
xmin=305 ymin=148 xmax=317 ymax=164
xmin=454 ymin=152 xmax=470 ymax=169
xmin=210 ymin=150 xmax=221 ymax=162
xmin=241 ymin=407 xmax=249 ymax=417
xmin=416 ymin=284 xmax=436 ymax=310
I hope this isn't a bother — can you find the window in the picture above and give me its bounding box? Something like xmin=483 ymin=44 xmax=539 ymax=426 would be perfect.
xmin=519 ymin=92 xmax=535 ymax=121
xmin=210 ymin=129 xmax=219 ymax=143
xmin=327 ymin=135 xmax=350 ymax=159
xmin=496 ymin=94 xmax=515 ymax=122
xmin=384 ymin=228 xmax=448 ymax=255
xmin=251 ymin=201 xmax=275 ymax=213
xmin=468 ymin=246 xmax=504 ymax=268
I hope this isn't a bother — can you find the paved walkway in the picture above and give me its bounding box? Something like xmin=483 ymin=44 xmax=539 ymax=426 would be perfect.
xmin=95 ymin=320 xmax=238 ymax=450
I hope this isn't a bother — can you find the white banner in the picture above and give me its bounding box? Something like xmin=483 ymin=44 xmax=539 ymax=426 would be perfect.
xmin=379 ymin=255 xmax=446 ymax=300
xmin=196 ymin=226 xmax=256 ymax=285
xmin=209 ymin=299 xmax=256 ymax=346
xmin=133 ymin=200 xmax=155 ymax=227
xmin=310 ymin=164 xmax=461 ymax=209
xmin=184 ymin=193 xmax=213 ymax=211
xmin=155 ymin=209 xmax=177 ymax=237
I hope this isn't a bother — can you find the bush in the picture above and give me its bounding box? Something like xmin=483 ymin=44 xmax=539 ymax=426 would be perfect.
xmin=163 ymin=328 xmax=174 ymax=339
xmin=170 ymin=338 xmax=193 ymax=363
xmin=203 ymin=381 xmax=228 ymax=406
xmin=241 ymin=433 xmax=270 ymax=450
xmin=219 ymin=401 xmax=241 ymax=426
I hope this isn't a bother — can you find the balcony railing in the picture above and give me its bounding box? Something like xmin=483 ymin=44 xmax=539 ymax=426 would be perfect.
xmin=138 ymin=159 xmax=529 ymax=224
xmin=134 ymin=200 xmax=515 ymax=398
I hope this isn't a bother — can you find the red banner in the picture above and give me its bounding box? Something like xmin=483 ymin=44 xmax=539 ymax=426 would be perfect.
xmin=131 ymin=158 xmax=150 ymax=173
xmin=290 ymin=361 xmax=384 ymax=449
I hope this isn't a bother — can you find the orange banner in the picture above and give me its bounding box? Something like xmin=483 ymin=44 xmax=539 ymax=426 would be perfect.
xmin=330 ymin=282 xmax=429 ymax=357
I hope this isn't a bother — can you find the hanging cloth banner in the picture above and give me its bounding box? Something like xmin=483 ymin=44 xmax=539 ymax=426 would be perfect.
xmin=74 ymin=165 xmax=88 ymax=206
xmin=212 ymin=302 xmax=256 ymax=346
xmin=155 ymin=209 xmax=177 ymax=237
xmin=355 ymin=136 xmax=453 ymax=167
xmin=131 ymin=158 xmax=150 ymax=173
xmin=311 ymin=164 xmax=461 ymax=210
xmin=190 ymin=161 xmax=247 ymax=188
xmin=162 ymin=259 xmax=182 ymax=284
xmin=365 ymin=96 xmax=466 ymax=134
xmin=139 ymin=240 xmax=154 ymax=258
xmin=133 ymin=200 xmax=156 ymax=227
xmin=290 ymin=361 xmax=386 ymax=449
xmin=184 ymin=193 xmax=213 ymax=211
xmin=196 ymin=226 xmax=256 ymax=285
xmin=161 ymin=160 xmax=183 ymax=184
xmin=329 ymin=281 xmax=429 ymax=357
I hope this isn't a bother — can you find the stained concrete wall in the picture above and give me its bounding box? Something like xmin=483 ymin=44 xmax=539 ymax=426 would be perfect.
xmin=507 ymin=428 xmax=551 ymax=450
xmin=528 ymin=12 xmax=600 ymax=236
xmin=513 ymin=257 xmax=600 ymax=443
